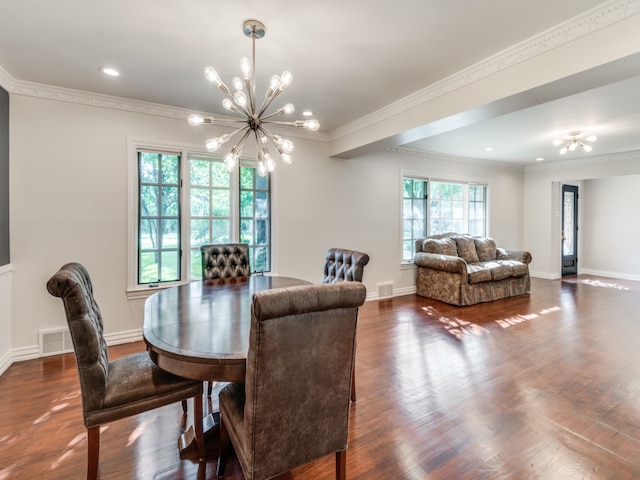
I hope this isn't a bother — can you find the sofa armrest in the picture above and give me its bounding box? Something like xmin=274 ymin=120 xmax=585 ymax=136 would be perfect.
xmin=414 ymin=252 xmax=467 ymax=274
xmin=496 ymin=248 xmax=532 ymax=264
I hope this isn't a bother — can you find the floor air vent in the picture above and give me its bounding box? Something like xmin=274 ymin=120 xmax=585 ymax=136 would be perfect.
xmin=39 ymin=328 xmax=73 ymax=356
xmin=377 ymin=282 xmax=394 ymax=299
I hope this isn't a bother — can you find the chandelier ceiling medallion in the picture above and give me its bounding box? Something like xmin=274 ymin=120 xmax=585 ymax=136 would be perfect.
xmin=553 ymin=131 xmax=597 ymax=155
xmin=188 ymin=19 xmax=319 ymax=176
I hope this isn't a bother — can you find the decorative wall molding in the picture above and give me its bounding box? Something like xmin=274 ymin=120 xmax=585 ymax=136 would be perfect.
xmin=6 ymin=77 xmax=328 ymax=143
xmin=0 ymin=329 xmax=144 ymax=377
xmin=330 ymin=0 xmax=640 ymax=142
xmin=0 ymin=65 xmax=13 ymax=92
xmin=525 ymin=149 xmax=640 ymax=172
xmin=0 ymin=350 xmax=11 ymax=377
xmin=580 ymin=268 xmax=640 ymax=282
xmin=389 ymin=146 xmax=525 ymax=172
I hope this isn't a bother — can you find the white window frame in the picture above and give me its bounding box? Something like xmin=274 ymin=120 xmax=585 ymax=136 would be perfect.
xmin=400 ymin=169 xmax=490 ymax=266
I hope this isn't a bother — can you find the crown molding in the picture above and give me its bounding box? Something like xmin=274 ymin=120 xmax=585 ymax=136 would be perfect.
xmin=6 ymin=77 xmax=328 ymax=143
xmin=389 ymin=147 xmax=525 ymax=172
xmin=0 ymin=65 xmax=14 ymax=92
xmin=330 ymin=0 xmax=640 ymax=141
xmin=525 ymin=148 xmax=640 ymax=172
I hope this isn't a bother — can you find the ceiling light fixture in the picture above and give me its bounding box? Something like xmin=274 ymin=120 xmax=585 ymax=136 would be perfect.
xmin=553 ymin=131 xmax=597 ymax=155
xmin=99 ymin=67 xmax=120 ymax=77
xmin=188 ymin=19 xmax=320 ymax=176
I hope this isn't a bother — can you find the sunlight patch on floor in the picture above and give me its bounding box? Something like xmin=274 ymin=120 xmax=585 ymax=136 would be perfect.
xmin=580 ymin=279 xmax=629 ymax=290
xmin=496 ymin=306 xmax=561 ymax=328
xmin=0 ymin=466 xmax=15 ymax=480
xmin=421 ymin=306 xmax=489 ymax=339
xmin=421 ymin=304 xmax=563 ymax=337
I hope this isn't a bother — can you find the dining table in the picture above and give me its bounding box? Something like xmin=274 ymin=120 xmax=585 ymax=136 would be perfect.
xmin=142 ymin=274 xmax=311 ymax=455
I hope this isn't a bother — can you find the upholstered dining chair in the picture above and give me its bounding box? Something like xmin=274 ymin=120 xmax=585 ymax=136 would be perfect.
xmin=201 ymin=243 xmax=251 ymax=280
xmin=322 ymin=247 xmax=370 ymax=402
xmin=46 ymin=263 xmax=205 ymax=480
xmin=200 ymin=242 xmax=251 ymax=396
xmin=216 ymin=282 xmax=367 ymax=480
xmin=321 ymin=247 xmax=370 ymax=284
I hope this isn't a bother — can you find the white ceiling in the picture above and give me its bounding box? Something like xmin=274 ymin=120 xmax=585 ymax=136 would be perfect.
xmin=1 ymin=0 xmax=638 ymax=167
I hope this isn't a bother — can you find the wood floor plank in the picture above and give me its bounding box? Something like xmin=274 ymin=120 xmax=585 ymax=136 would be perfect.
xmin=3 ymin=275 xmax=640 ymax=479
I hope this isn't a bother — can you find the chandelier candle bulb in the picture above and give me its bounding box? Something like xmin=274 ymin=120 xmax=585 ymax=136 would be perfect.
xmin=188 ymin=19 xmax=319 ymax=176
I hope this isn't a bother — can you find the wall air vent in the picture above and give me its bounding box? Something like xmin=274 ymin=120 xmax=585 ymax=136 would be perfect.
xmin=39 ymin=328 xmax=73 ymax=356
xmin=377 ymin=282 xmax=394 ymax=299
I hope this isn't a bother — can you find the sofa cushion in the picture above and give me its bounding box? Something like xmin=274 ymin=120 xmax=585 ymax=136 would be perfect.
xmin=423 ymin=238 xmax=458 ymax=256
xmin=474 ymin=237 xmax=497 ymax=262
xmin=466 ymin=264 xmax=492 ymax=284
xmin=452 ymin=235 xmax=479 ymax=263
xmin=479 ymin=261 xmax=513 ymax=281
xmin=497 ymin=259 xmax=528 ymax=277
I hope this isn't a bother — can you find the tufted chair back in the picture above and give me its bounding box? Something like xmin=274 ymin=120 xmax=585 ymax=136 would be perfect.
xmin=322 ymin=247 xmax=370 ymax=283
xmin=46 ymin=262 xmax=110 ymax=416
xmin=201 ymin=243 xmax=251 ymax=280
xmin=47 ymin=263 xmax=205 ymax=479
xmin=217 ymin=282 xmax=367 ymax=480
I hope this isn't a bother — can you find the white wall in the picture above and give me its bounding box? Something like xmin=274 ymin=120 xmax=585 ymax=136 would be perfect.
xmin=524 ymin=152 xmax=640 ymax=278
xmin=581 ymin=175 xmax=640 ymax=278
xmin=9 ymin=94 xmax=526 ymax=354
xmin=0 ymin=264 xmax=11 ymax=374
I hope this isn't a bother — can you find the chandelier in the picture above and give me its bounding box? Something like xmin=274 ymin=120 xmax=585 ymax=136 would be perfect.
xmin=553 ymin=131 xmax=597 ymax=155
xmin=187 ymin=19 xmax=319 ymax=176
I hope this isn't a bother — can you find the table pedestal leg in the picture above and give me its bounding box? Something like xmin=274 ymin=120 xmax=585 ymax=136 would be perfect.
xmin=179 ymin=411 xmax=220 ymax=458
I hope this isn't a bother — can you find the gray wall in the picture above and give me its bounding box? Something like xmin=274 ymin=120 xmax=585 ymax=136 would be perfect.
xmin=0 ymin=86 xmax=8 ymax=266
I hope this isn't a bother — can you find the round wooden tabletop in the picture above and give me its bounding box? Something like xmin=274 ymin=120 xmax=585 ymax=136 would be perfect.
xmin=143 ymin=275 xmax=310 ymax=382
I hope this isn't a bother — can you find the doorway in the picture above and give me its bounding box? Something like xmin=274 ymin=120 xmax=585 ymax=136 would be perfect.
xmin=562 ymin=184 xmax=579 ymax=276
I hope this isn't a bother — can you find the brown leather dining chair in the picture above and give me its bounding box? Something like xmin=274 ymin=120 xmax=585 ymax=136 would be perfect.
xmin=322 ymin=247 xmax=370 ymax=402
xmin=216 ymin=281 xmax=367 ymax=480
xmin=321 ymin=247 xmax=370 ymax=284
xmin=200 ymin=243 xmax=251 ymax=396
xmin=201 ymin=243 xmax=251 ymax=280
xmin=46 ymin=262 xmax=205 ymax=480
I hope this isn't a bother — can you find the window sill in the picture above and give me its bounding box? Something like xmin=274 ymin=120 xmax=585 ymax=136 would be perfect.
xmin=126 ymin=282 xmax=187 ymax=301
xmin=400 ymin=261 xmax=416 ymax=270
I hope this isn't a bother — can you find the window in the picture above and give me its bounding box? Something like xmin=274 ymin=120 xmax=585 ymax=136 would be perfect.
xmin=402 ymin=177 xmax=428 ymax=262
xmin=138 ymin=151 xmax=181 ymax=284
xmin=130 ymin=144 xmax=270 ymax=289
xmin=240 ymin=166 xmax=271 ymax=273
xmin=401 ymin=175 xmax=487 ymax=262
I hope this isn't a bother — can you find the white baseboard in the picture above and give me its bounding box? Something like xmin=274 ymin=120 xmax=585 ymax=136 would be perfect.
xmin=579 ymin=269 xmax=640 ymax=282
xmin=0 ymin=329 xmax=144 ymax=377
xmin=530 ymin=271 xmax=561 ymax=280
xmin=104 ymin=329 xmax=144 ymax=345
xmin=365 ymin=285 xmax=416 ymax=302
xmin=10 ymin=345 xmax=40 ymax=363
xmin=0 ymin=350 xmax=13 ymax=376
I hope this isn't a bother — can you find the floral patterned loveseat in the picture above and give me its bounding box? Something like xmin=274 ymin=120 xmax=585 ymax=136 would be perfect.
xmin=414 ymin=233 xmax=532 ymax=306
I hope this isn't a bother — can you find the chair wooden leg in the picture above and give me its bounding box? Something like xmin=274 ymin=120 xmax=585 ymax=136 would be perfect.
xmin=217 ymin=415 xmax=231 ymax=478
xmin=87 ymin=426 xmax=100 ymax=480
xmin=350 ymin=363 xmax=356 ymax=403
xmin=336 ymin=450 xmax=346 ymax=480
xmin=193 ymin=394 xmax=206 ymax=460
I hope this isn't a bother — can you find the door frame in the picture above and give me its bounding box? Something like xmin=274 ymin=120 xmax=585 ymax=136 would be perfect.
xmin=561 ymin=184 xmax=579 ymax=276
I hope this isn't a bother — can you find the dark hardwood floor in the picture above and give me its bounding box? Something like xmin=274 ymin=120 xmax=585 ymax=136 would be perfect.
xmin=3 ymin=275 xmax=640 ymax=479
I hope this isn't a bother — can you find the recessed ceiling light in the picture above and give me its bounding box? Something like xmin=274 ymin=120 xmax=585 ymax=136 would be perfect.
xmin=99 ymin=67 xmax=120 ymax=77
xmin=302 ymin=110 xmax=313 ymax=117
xmin=536 ymin=157 xmax=544 ymax=162
xmin=485 ymin=147 xmax=493 ymax=152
